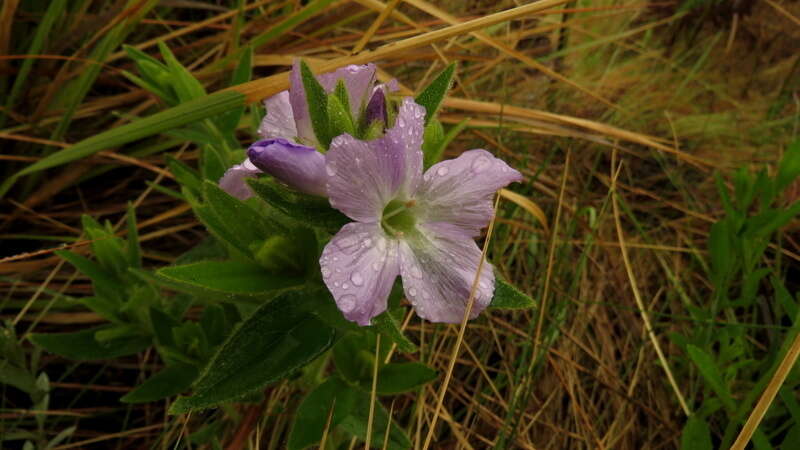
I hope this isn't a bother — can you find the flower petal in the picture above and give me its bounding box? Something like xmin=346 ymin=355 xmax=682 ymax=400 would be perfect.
xmin=325 ymin=98 xmax=425 ymax=222
xmin=398 ymin=223 xmax=495 ymax=323
xmin=247 ymin=138 xmax=327 ymax=196
xmin=416 ymin=149 xmax=523 ymax=236
xmin=320 ymin=222 xmax=400 ymax=326
xmin=219 ymin=158 xmax=261 ymax=200
xmin=317 ymin=63 xmax=376 ymax=119
xmin=258 ymin=91 xmax=298 ymax=141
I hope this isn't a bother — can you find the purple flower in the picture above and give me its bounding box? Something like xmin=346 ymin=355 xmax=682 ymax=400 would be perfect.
xmin=247 ymin=138 xmax=327 ymax=196
xmin=319 ymin=98 xmax=523 ymax=325
xmin=221 ymin=62 xmax=380 ymax=199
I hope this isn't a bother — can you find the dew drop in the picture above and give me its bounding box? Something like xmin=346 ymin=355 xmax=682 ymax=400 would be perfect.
xmin=409 ymin=287 xmax=417 ymax=297
xmin=321 ymin=267 xmax=331 ymax=277
xmin=410 ymin=266 xmax=422 ymax=278
xmin=351 ymin=272 xmax=364 ymax=286
xmin=342 ymin=283 xmax=349 ymax=290
xmin=363 ymin=238 xmax=372 ymax=248
xmin=326 ymin=163 xmax=338 ymax=176
xmin=372 ymin=262 xmax=382 ymax=271
xmin=437 ymin=166 xmax=449 ymax=177
xmin=339 ymin=294 xmax=357 ymax=312
xmin=471 ymin=156 xmax=490 ymax=173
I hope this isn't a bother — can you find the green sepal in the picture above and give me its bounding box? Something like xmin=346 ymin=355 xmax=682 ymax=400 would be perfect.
xmin=299 ymin=60 xmax=332 ymax=149
xmin=29 ymin=326 xmax=151 ymax=360
xmin=415 ymin=63 xmax=455 ymax=125
xmin=490 ymin=279 xmax=536 ymax=309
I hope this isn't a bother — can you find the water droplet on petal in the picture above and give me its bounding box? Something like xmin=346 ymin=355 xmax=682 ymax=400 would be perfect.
xmin=342 ymin=283 xmax=349 ymax=289
xmin=372 ymin=262 xmax=382 ymax=271
xmin=472 ymin=156 xmax=490 ymax=173
xmin=326 ymin=162 xmax=338 ymax=176
xmin=321 ymin=267 xmax=331 ymax=277
xmin=437 ymin=166 xmax=449 ymax=177
xmin=350 ymin=272 xmax=364 ymax=286
xmin=410 ymin=266 xmax=422 ymax=278
xmin=363 ymin=238 xmax=372 ymax=248
xmin=339 ymin=294 xmax=357 ymax=312
xmin=409 ymin=287 xmax=417 ymax=297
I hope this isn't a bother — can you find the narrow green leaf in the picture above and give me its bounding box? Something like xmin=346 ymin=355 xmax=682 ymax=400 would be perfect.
xmin=490 ymin=279 xmax=536 ymax=309
xmin=681 ymin=415 xmax=713 ymax=450
xmin=328 ymin=92 xmax=356 ymax=137
xmin=158 ymin=41 xmax=206 ymax=102
xmin=55 ymin=250 xmax=122 ymax=302
xmin=121 ymin=363 xmax=199 ymax=403
xmin=375 ymin=362 xmax=437 ymax=395
xmin=288 ymin=377 xmax=358 ymax=450
xmin=0 ymin=362 xmax=38 ymax=395
xmin=686 ymin=344 xmax=736 ymax=411
xmin=126 ymin=204 xmax=141 ymax=268
xmin=299 ymin=60 xmax=332 ymax=148
xmin=414 ymin=63 xmax=455 ymax=125
xmin=219 ymin=46 xmax=253 ymax=134
xmin=169 ymin=290 xmax=335 ymax=413
xmin=0 ymin=90 xmax=247 ymax=198
xmin=156 ymin=260 xmax=305 ymax=300
xmin=166 ymin=155 xmax=203 ymax=193
xmin=29 ymin=327 xmax=150 ymax=360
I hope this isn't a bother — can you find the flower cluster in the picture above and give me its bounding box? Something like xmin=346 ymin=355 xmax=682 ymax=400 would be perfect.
xmin=221 ymin=62 xmax=522 ymax=325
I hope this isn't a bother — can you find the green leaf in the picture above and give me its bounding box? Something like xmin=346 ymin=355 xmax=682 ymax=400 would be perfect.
xmin=288 ymin=377 xmax=358 ymax=450
xmin=423 ymin=118 xmax=469 ymax=168
xmin=333 ymin=333 xmax=374 ymax=383
xmin=299 ymin=60 xmax=332 ymax=148
xmin=158 ymin=41 xmax=206 ymax=102
xmin=372 ymin=308 xmax=417 ymax=353
xmin=126 ymin=204 xmax=141 ymax=268
xmin=29 ymin=326 xmax=151 ymax=360
xmin=165 ymin=155 xmax=202 ymax=194
xmin=777 ymin=140 xmax=800 ymax=192
xmin=55 ymin=250 xmax=122 ymax=302
xmin=81 ymin=215 xmax=128 ymax=276
xmin=337 ymin=387 xmax=411 ymax=450
xmin=686 ymin=344 xmax=736 ymax=411
xmin=414 ymin=63 xmax=455 ymax=126
xmin=681 ymin=414 xmax=713 ymax=450
xmin=375 ymin=362 xmax=437 ymax=395
xmin=328 ymin=90 xmax=356 ymax=137
xmin=0 ymin=90 xmax=247 ymax=198
xmin=202 ymin=180 xmax=282 ymax=255
xmin=121 ymin=363 xmax=199 ymax=403
xmin=490 ymin=279 xmax=536 ymax=309
xmin=156 ymin=260 xmax=305 ymax=301
xmin=0 ymin=361 xmax=38 ymax=394
xmin=247 ymin=177 xmax=349 ymax=232
xmin=169 ymin=290 xmax=335 ymax=413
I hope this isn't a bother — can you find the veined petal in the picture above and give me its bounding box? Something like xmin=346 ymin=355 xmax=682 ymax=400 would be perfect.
xmin=320 ymin=222 xmax=400 ymax=326
xmin=219 ymin=158 xmax=261 ymax=200
xmin=317 ymin=63 xmax=376 ymax=119
xmin=258 ymin=91 xmax=298 ymax=141
xmin=325 ymin=99 xmax=424 ymax=222
xmin=248 ymin=138 xmax=327 ymax=196
xmin=416 ymin=149 xmax=523 ymax=237
xmin=398 ymin=223 xmax=495 ymax=323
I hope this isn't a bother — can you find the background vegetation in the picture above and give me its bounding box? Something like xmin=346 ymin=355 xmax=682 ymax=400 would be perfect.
xmin=2 ymin=0 xmax=800 ymax=448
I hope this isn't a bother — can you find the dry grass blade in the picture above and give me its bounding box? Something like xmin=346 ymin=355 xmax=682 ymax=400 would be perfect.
xmin=730 ymin=331 xmax=800 ymax=449
xmin=351 ymin=0 xmax=403 ymax=55
xmin=320 ymin=398 xmax=337 ymax=450
xmin=422 ymin=195 xmax=502 ymax=450
xmin=610 ymin=148 xmax=690 ymax=417
xmin=365 ymin=334 xmax=381 ymax=449
xmin=499 ymin=188 xmax=549 ymax=234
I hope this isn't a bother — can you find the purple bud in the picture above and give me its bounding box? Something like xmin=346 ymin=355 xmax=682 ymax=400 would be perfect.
xmin=247 ymin=138 xmax=327 ymax=196
xmin=365 ymin=88 xmax=387 ymax=126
